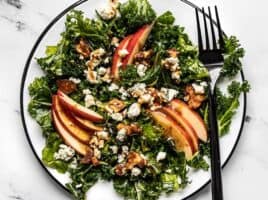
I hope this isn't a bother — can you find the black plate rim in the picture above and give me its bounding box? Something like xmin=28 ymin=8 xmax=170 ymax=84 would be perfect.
xmin=19 ymin=0 xmax=247 ymax=199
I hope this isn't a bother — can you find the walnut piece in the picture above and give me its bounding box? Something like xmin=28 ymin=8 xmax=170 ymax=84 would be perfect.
xmin=184 ymin=85 xmax=206 ymax=109
xmin=107 ymin=99 xmax=126 ymax=113
xmin=56 ymin=79 xmax=77 ymax=94
xmin=117 ymin=123 xmax=142 ymax=136
xmin=75 ymin=38 xmax=91 ymax=58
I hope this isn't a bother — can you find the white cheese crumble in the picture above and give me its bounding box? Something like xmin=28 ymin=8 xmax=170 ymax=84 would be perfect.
xmin=137 ymin=64 xmax=147 ymax=77
xmin=54 ymin=144 xmax=75 ymax=161
xmin=118 ymin=49 xmax=129 ymax=58
xmin=116 ymin=128 xmax=127 ymax=142
xmin=94 ymin=148 xmax=101 ymax=159
xmin=117 ymin=154 xmax=126 ymax=163
xmin=160 ymin=88 xmax=179 ymax=102
xmin=127 ymin=103 xmax=141 ymax=118
xmin=111 ymin=37 xmax=120 ymax=47
xmin=171 ymin=71 xmax=181 ymax=81
xmin=98 ymin=5 xmax=116 ymax=20
xmin=111 ymin=112 xmax=124 ymax=121
xmin=166 ymin=57 xmax=179 ymax=65
xmin=121 ymin=145 xmax=129 ymax=154
xmin=85 ymin=94 xmax=95 ymax=108
xmin=192 ymin=83 xmax=205 ymax=94
xmin=128 ymin=83 xmax=146 ymax=97
xmin=156 ymin=152 xmax=167 ymax=162
xmin=82 ymin=89 xmax=92 ymax=95
xmin=69 ymin=158 xmax=78 ymax=169
xmin=98 ymin=67 xmax=107 ymax=76
xmin=110 ymin=145 xmax=119 ymax=154
xmin=96 ymin=131 xmax=109 ymax=140
xmin=131 ymin=167 xmax=141 ymax=176
xmin=108 ymin=83 xmax=119 ymax=91
xmin=119 ymin=87 xmax=129 ymax=100
xmin=69 ymin=77 xmax=81 ymax=84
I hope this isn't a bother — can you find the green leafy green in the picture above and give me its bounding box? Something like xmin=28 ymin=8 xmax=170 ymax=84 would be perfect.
xmin=187 ymin=153 xmax=209 ymax=171
xmin=216 ymin=81 xmax=250 ymax=136
xmin=161 ymin=173 xmax=179 ymax=193
xmin=119 ymin=0 xmax=156 ymax=33
xmin=42 ymin=132 xmax=69 ymax=173
xmin=220 ymin=36 xmax=245 ymax=78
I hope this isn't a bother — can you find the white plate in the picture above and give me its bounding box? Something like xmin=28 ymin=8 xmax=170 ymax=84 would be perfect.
xmin=20 ymin=0 xmax=247 ymax=199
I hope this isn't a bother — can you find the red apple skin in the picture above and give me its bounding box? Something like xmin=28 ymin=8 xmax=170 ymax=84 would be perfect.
xmin=122 ymin=23 xmax=154 ymax=68
xmin=150 ymin=111 xmax=194 ymax=160
xmin=53 ymin=96 xmax=92 ymax=144
xmin=161 ymin=106 xmax=199 ymax=152
xmin=111 ymin=35 xmax=133 ymax=79
xmin=57 ymin=90 xmax=103 ymax=123
xmin=170 ymin=99 xmax=208 ymax=142
xmin=52 ymin=109 xmax=90 ymax=156
xmin=70 ymin=112 xmax=103 ymax=132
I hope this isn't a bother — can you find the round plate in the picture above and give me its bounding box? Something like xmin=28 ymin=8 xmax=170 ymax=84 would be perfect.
xmin=20 ymin=0 xmax=247 ymax=199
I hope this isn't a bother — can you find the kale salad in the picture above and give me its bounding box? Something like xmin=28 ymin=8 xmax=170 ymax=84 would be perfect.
xmin=27 ymin=0 xmax=250 ymax=199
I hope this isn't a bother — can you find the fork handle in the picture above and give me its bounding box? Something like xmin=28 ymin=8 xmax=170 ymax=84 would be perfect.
xmin=208 ymin=86 xmax=224 ymax=200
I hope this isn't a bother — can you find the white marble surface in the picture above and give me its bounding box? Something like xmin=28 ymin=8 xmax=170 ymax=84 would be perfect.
xmin=0 ymin=0 xmax=267 ymax=199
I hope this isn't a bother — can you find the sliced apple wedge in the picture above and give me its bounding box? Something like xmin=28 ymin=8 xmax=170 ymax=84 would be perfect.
xmin=53 ymin=95 xmax=92 ymax=144
xmin=170 ymin=99 xmax=208 ymax=142
xmin=122 ymin=23 xmax=154 ymax=67
xmin=161 ymin=107 xmax=199 ymax=152
xmin=70 ymin=113 xmax=103 ymax=132
xmin=111 ymin=35 xmax=133 ymax=79
xmin=52 ymin=110 xmax=89 ymax=156
xmin=150 ymin=111 xmax=194 ymax=160
xmin=57 ymin=90 xmax=103 ymax=123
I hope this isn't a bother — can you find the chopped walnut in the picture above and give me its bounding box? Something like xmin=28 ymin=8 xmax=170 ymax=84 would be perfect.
xmin=184 ymin=85 xmax=206 ymax=109
xmin=167 ymin=48 xmax=179 ymax=58
xmin=107 ymin=99 xmax=126 ymax=113
xmin=87 ymin=69 xmax=99 ymax=84
xmin=134 ymin=49 xmax=153 ymax=65
xmin=80 ymin=149 xmax=94 ymax=164
xmin=76 ymin=38 xmax=91 ymax=58
xmin=56 ymin=79 xmax=77 ymax=94
xmin=125 ymin=152 xmax=147 ymax=170
xmin=91 ymin=157 xmax=100 ymax=166
xmin=115 ymin=164 xmax=127 ymax=176
xmin=117 ymin=123 xmax=142 ymax=136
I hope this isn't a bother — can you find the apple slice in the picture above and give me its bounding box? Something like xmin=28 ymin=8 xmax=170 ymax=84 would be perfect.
xmin=57 ymin=90 xmax=103 ymax=123
xmin=70 ymin=113 xmax=103 ymax=132
xmin=170 ymin=99 xmax=208 ymax=142
xmin=122 ymin=23 xmax=154 ymax=67
xmin=161 ymin=107 xmax=199 ymax=152
xmin=52 ymin=110 xmax=90 ymax=156
xmin=150 ymin=111 xmax=194 ymax=160
xmin=111 ymin=35 xmax=133 ymax=79
xmin=53 ymin=95 xmax=92 ymax=144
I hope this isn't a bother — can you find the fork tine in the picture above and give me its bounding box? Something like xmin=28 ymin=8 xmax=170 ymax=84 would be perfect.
xmin=215 ymin=6 xmax=224 ymax=49
xmin=202 ymin=7 xmax=210 ymax=50
xmin=195 ymin=8 xmax=203 ymax=51
xmin=208 ymin=7 xmax=217 ymax=50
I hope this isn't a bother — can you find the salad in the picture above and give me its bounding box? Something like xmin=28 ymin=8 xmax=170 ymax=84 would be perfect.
xmin=27 ymin=0 xmax=250 ymax=199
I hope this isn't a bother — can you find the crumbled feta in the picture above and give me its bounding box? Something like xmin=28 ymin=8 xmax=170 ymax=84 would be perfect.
xmin=96 ymin=131 xmax=109 ymax=140
xmin=192 ymin=83 xmax=205 ymax=94
xmin=54 ymin=144 xmax=75 ymax=161
xmin=110 ymin=145 xmax=119 ymax=154
xmin=98 ymin=5 xmax=116 ymax=20
xmin=119 ymin=87 xmax=129 ymax=100
xmin=116 ymin=128 xmax=127 ymax=142
xmin=121 ymin=145 xmax=129 ymax=154
xmin=111 ymin=37 xmax=120 ymax=47
xmin=98 ymin=67 xmax=107 ymax=75
xmin=108 ymin=83 xmax=119 ymax=91
xmin=117 ymin=154 xmax=126 ymax=163
xmin=82 ymin=89 xmax=92 ymax=95
xmin=69 ymin=77 xmax=81 ymax=84
xmin=160 ymin=88 xmax=179 ymax=102
xmin=131 ymin=167 xmax=141 ymax=176
xmin=156 ymin=152 xmax=167 ymax=162
xmin=166 ymin=57 xmax=179 ymax=65
xmin=111 ymin=112 xmax=124 ymax=121
xmin=98 ymin=140 xmax=105 ymax=149
xmin=118 ymin=49 xmax=129 ymax=58
xmin=137 ymin=64 xmax=147 ymax=77
xmin=69 ymin=158 xmax=78 ymax=169
xmin=127 ymin=103 xmax=141 ymax=118
xmin=128 ymin=83 xmax=146 ymax=97
xmin=94 ymin=148 xmax=101 ymax=159
xmin=104 ymin=57 xmax=110 ymax=64
xmin=85 ymin=94 xmax=95 ymax=108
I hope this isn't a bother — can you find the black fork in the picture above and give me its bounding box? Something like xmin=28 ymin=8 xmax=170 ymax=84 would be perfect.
xmin=195 ymin=6 xmax=224 ymax=200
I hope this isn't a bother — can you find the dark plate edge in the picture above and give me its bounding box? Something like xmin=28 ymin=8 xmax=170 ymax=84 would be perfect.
xmin=19 ymin=0 xmax=247 ymax=199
